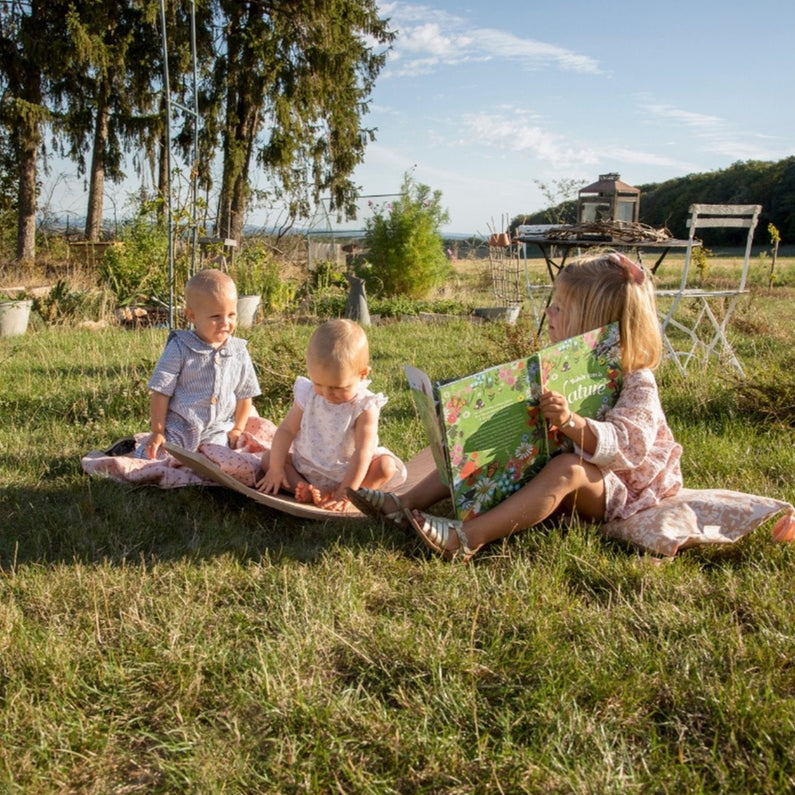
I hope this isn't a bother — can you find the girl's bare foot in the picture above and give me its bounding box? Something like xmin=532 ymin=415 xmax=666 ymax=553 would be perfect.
xmin=294 ymin=482 xmax=314 ymax=503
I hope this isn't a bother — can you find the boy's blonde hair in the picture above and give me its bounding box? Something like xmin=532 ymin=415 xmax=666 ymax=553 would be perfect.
xmin=554 ymin=252 xmax=662 ymax=371
xmin=184 ymin=269 xmax=237 ymax=307
xmin=307 ymin=318 xmax=369 ymax=374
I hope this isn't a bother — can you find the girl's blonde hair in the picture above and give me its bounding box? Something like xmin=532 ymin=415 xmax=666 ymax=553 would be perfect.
xmin=307 ymin=318 xmax=369 ymax=374
xmin=554 ymin=251 xmax=662 ymax=371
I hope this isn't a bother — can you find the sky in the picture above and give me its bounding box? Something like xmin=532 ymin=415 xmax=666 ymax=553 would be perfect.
xmin=339 ymin=0 xmax=795 ymax=234
xmin=44 ymin=0 xmax=795 ymax=237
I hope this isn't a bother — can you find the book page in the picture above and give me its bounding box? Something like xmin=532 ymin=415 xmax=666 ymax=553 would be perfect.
xmin=540 ymin=323 xmax=622 ymax=459
xmin=435 ymin=358 xmax=546 ymax=520
xmin=404 ymin=365 xmax=450 ymax=486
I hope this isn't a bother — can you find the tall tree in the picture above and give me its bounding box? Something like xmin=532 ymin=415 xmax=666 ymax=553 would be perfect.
xmin=0 ymin=0 xmax=55 ymax=262
xmin=204 ymin=0 xmax=394 ymax=243
xmin=53 ymin=0 xmax=167 ymax=241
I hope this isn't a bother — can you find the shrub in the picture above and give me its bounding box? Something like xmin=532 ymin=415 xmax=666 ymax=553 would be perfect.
xmin=232 ymin=239 xmax=299 ymax=313
xmin=363 ymin=172 xmax=451 ymax=298
xmin=99 ymin=202 xmax=170 ymax=305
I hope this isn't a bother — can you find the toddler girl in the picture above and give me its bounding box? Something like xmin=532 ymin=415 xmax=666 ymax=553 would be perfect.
xmin=256 ymin=318 xmax=406 ymax=511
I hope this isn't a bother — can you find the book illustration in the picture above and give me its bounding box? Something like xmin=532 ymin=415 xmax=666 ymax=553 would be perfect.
xmin=407 ymin=323 xmax=622 ymax=521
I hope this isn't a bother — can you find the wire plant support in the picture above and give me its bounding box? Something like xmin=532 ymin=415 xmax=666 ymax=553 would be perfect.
xmin=159 ymin=0 xmax=200 ymax=329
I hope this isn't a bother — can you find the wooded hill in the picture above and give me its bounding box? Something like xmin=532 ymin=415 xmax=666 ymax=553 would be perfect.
xmin=513 ymin=157 xmax=795 ymax=244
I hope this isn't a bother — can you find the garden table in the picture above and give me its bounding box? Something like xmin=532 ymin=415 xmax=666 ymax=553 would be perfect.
xmin=516 ymin=234 xmax=697 ymax=333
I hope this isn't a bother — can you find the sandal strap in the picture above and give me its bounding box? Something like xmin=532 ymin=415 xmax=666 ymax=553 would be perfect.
xmin=367 ymin=489 xmax=404 ymax=520
xmin=347 ymin=487 xmax=408 ymax=528
xmin=452 ymin=523 xmax=475 ymax=560
xmin=415 ymin=512 xmax=475 ymax=561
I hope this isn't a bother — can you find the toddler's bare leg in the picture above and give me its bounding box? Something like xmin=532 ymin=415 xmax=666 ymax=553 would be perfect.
xmin=360 ymin=454 xmax=398 ymax=491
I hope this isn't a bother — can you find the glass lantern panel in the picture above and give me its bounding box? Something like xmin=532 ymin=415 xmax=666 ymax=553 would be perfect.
xmin=616 ymin=200 xmax=636 ymax=222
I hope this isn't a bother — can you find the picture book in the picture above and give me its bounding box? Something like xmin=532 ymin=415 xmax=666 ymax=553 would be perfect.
xmin=405 ymin=323 xmax=622 ymax=521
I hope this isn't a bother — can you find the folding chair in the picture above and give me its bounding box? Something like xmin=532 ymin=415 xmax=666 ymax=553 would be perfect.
xmin=657 ymin=203 xmax=761 ymax=377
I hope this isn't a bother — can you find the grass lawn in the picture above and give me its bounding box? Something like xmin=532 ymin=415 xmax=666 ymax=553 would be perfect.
xmin=1 ymin=251 xmax=795 ymax=793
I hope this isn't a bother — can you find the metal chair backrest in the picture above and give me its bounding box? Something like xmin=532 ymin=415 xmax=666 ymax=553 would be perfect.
xmin=682 ymin=203 xmax=761 ymax=294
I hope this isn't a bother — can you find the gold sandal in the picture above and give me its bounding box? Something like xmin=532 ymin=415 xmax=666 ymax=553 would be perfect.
xmin=346 ymin=487 xmax=409 ymax=529
xmin=407 ymin=510 xmax=477 ymax=562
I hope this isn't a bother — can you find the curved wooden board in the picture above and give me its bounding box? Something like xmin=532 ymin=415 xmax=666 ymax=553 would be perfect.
xmin=164 ymin=443 xmax=436 ymax=521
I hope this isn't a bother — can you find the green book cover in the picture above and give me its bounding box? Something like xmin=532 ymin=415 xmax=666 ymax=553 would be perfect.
xmin=405 ymin=323 xmax=622 ymax=520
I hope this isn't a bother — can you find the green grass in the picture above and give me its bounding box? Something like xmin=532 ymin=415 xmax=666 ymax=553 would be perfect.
xmin=2 ymin=261 xmax=795 ymax=793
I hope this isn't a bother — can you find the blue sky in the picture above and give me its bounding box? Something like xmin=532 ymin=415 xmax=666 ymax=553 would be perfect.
xmin=343 ymin=0 xmax=795 ymax=234
xmin=45 ymin=0 xmax=794 ymax=237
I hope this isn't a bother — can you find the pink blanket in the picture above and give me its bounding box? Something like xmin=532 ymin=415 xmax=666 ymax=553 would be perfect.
xmin=81 ymin=416 xmax=278 ymax=490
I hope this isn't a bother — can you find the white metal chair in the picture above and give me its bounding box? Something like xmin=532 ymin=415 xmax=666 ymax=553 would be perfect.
xmin=657 ymin=203 xmax=761 ymax=377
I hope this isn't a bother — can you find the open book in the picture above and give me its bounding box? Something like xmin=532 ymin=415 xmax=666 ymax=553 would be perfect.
xmin=405 ymin=323 xmax=622 ymax=520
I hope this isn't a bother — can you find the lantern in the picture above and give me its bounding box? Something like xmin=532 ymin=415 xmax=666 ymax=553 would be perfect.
xmin=577 ymin=173 xmax=640 ymax=225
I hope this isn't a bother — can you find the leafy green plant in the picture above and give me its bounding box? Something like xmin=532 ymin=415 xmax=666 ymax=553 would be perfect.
xmin=767 ymin=223 xmax=781 ymax=288
xmin=98 ymin=202 xmax=171 ymax=306
xmin=363 ymin=172 xmax=451 ymax=298
xmin=232 ymin=239 xmax=300 ymax=313
xmin=35 ymin=280 xmax=109 ymax=324
xmin=691 ymin=245 xmax=712 ymax=285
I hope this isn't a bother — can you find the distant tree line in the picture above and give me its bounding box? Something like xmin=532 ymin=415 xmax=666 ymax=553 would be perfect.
xmin=0 ymin=0 xmax=394 ymax=263
xmin=513 ymin=158 xmax=795 ymax=245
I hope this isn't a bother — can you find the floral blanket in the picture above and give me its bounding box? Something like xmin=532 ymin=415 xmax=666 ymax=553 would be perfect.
xmin=82 ymin=422 xmax=795 ymax=550
xmin=602 ymin=488 xmax=795 ymax=557
xmin=81 ymin=416 xmax=278 ymax=491
xmin=81 ymin=419 xmax=436 ymax=521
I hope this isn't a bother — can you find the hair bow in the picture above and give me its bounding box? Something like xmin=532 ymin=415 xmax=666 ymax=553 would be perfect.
xmin=608 ymin=252 xmax=645 ymax=284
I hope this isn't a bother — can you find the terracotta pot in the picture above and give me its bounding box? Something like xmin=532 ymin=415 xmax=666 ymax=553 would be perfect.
xmin=489 ymin=233 xmax=511 ymax=247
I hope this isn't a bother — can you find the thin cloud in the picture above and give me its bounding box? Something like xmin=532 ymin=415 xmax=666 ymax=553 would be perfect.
xmin=641 ymin=101 xmax=789 ymax=161
xmin=380 ymin=2 xmax=602 ymax=78
xmin=642 ymin=102 xmax=723 ymax=130
xmin=462 ymin=112 xmax=598 ymax=166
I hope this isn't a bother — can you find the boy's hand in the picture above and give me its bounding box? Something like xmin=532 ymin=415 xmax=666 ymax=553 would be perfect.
xmin=144 ymin=432 xmax=166 ymax=459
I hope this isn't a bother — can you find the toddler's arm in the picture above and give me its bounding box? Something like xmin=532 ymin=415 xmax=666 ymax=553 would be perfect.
xmin=143 ymin=390 xmax=170 ymax=459
xmin=227 ymin=397 xmax=252 ymax=448
xmin=256 ymin=402 xmax=302 ymax=494
xmin=333 ymin=406 xmax=379 ymax=500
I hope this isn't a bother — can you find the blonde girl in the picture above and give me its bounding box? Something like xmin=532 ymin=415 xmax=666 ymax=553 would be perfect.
xmin=349 ymin=252 xmax=683 ymax=559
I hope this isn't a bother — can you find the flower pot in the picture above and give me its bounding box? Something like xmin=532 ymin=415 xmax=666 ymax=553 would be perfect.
xmin=489 ymin=233 xmax=511 ymax=247
xmin=236 ymin=294 xmax=261 ymax=329
xmin=0 ymin=299 xmax=33 ymax=337
xmin=474 ymin=306 xmax=521 ymax=325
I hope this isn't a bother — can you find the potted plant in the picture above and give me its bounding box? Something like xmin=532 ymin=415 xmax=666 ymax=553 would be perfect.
xmin=230 ymin=247 xmax=279 ymax=328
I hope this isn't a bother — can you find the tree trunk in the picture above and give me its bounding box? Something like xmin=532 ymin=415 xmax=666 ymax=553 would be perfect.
xmin=15 ymin=80 xmax=42 ymax=263
xmin=217 ymin=101 xmax=259 ymax=245
xmin=156 ymin=95 xmax=168 ymax=222
xmin=16 ymin=134 xmax=38 ymax=264
xmin=85 ymin=78 xmax=111 ymax=241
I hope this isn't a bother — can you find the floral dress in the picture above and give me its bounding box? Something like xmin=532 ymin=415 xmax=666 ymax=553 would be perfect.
xmin=290 ymin=376 xmax=406 ymax=492
xmin=581 ymin=368 xmax=683 ymax=521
